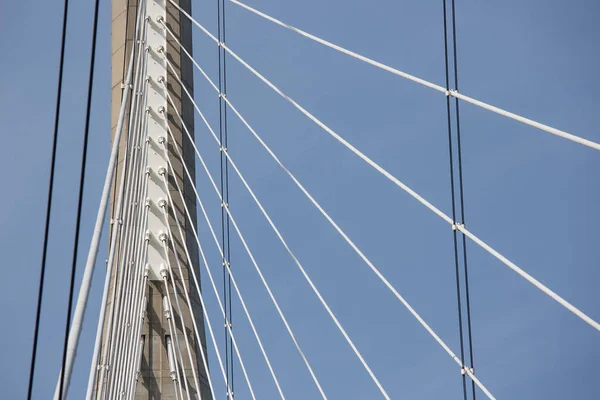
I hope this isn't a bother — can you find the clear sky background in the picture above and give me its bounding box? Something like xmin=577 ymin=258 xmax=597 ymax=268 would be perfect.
xmin=1 ymin=0 xmax=599 ymax=398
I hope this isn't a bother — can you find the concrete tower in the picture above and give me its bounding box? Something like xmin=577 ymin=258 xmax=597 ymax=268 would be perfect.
xmin=105 ymin=0 xmax=211 ymax=398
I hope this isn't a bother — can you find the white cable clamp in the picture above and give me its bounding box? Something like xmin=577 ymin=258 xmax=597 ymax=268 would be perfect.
xmin=452 ymin=223 xmax=464 ymax=231
xmin=157 ymin=199 xmax=167 ymax=209
xmin=461 ymin=366 xmax=474 ymax=375
xmin=157 ymin=166 xmax=167 ymax=176
xmin=159 ymin=265 xmax=169 ymax=280
xmin=157 ymin=105 xmax=165 ymax=114
xmin=156 ymin=15 xmax=165 ymax=24
xmin=158 ymin=232 xmax=168 ymax=243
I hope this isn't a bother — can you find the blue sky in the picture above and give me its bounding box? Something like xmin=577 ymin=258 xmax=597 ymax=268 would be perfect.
xmin=1 ymin=0 xmax=599 ymax=398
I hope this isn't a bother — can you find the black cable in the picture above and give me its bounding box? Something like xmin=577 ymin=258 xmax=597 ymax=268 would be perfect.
xmin=26 ymin=1 xmax=70 ymax=398
xmin=450 ymin=0 xmax=476 ymax=397
xmin=442 ymin=0 xmax=468 ymax=399
xmin=221 ymin=0 xmax=235 ymax=392
xmin=57 ymin=0 xmax=101 ymax=397
xmin=217 ymin=0 xmax=234 ymax=395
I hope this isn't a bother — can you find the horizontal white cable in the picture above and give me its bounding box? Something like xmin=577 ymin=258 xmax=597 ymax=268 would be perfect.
xmin=159 ymin=77 xmax=328 ymax=399
xmin=229 ymin=0 xmax=600 ymax=152
xmin=172 ymin=12 xmax=600 ymax=334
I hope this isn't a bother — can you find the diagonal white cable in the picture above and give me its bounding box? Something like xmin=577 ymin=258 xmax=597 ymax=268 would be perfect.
xmin=162 ymin=170 xmax=234 ymax=400
xmin=160 ymin=162 xmax=233 ymax=400
xmin=160 ymin=92 xmax=327 ymax=399
xmin=161 ymin=160 xmax=286 ymax=400
xmin=159 ymin=45 xmax=482 ymax=395
xmin=163 ymin=60 xmax=390 ymax=398
xmin=229 ymin=0 xmax=600 ymax=152
xmin=159 ymin=176 xmax=219 ymax=400
xmin=107 ymin=72 xmax=152 ymax=400
xmin=163 ymin=277 xmax=189 ymax=400
xmin=224 ymin=42 xmax=600 ymax=333
xmin=159 ymin=116 xmax=258 ymax=400
xmin=159 ymin=231 xmax=202 ymax=398
xmin=166 ymin=13 xmax=600 ymax=334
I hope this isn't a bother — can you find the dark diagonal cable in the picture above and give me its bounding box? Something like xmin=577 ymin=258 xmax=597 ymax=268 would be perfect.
xmin=450 ymin=0 xmax=477 ymax=397
xmin=217 ymin=0 xmax=235 ymax=395
xmin=442 ymin=0 xmax=468 ymax=399
xmin=57 ymin=0 xmax=101 ymax=397
xmin=26 ymin=1 xmax=70 ymax=398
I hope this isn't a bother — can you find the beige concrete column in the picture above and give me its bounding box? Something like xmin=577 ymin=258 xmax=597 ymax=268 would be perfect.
xmin=105 ymin=1 xmax=211 ymax=398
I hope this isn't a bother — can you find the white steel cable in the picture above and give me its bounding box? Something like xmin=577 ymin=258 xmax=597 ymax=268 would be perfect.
xmin=161 ymin=169 xmax=234 ymax=400
xmin=164 ymin=65 xmax=390 ymax=398
xmin=229 ymin=0 xmax=600 ymax=152
xmin=54 ymin=5 xmax=147 ymax=399
xmin=107 ymin=62 xmax=152 ymax=399
xmin=119 ymin=100 xmax=153 ymax=400
xmin=159 ymin=179 xmax=218 ymax=400
xmin=221 ymin=96 xmax=499 ymax=397
xmin=124 ymin=274 xmax=149 ymax=400
xmin=156 ymin=121 xmax=255 ymax=400
xmin=106 ymin=79 xmax=150 ymax=400
xmin=163 ymin=278 xmax=189 ymax=400
xmin=86 ymin=3 xmax=146 ymax=394
xmin=160 ymin=107 xmax=327 ymax=399
xmin=160 ymin=138 xmax=285 ymax=399
xmin=158 ymin=221 xmax=203 ymax=398
xmin=113 ymin=81 xmax=152 ymax=399
xmin=169 ymin=16 xmax=600 ymax=334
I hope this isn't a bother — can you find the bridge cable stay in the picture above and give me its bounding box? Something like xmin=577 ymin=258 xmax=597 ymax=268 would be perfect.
xmin=27 ymin=0 xmax=70 ymax=398
xmin=169 ymin=8 xmax=600 ymax=334
xmin=104 ymin=32 xmax=151 ymax=400
xmin=163 ymin=57 xmax=392 ymax=398
xmin=158 ymin=117 xmax=287 ymax=400
xmin=40 ymin=0 xmax=598 ymax=398
xmin=166 ymin=52 xmax=397 ymax=400
xmin=449 ymin=0 xmax=477 ymax=397
xmin=48 ymin=1 xmax=148 ymax=397
xmin=158 ymin=66 xmax=328 ymax=399
xmin=227 ymin=0 xmax=600 ymax=152
xmin=87 ymin=40 xmax=142 ymax=400
xmin=160 ymin=148 xmax=251 ymax=400
xmin=162 ymin=272 xmax=189 ymax=400
xmin=158 ymin=174 xmax=221 ymax=400
xmin=159 ymin=117 xmax=256 ymax=400
xmin=85 ymin=2 xmax=144 ymax=395
xmin=111 ymin=29 xmax=153 ymax=400
xmin=100 ymin=14 xmax=151 ymax=397
xmin=216 ymin=0 xmax=236 ymax=395
xmin=56 ymin=0 xmax=101 ymax=398
xmin=442 ymin=0 xmax=477 ymax=398
xmin=158 ymin=29 xmax=494 ymax=398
